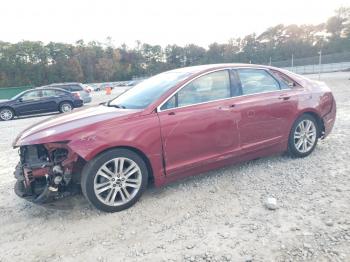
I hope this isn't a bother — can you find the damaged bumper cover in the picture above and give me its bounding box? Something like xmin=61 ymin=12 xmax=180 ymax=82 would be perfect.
xmin=14 ymin=142 xmax=83 ymax=203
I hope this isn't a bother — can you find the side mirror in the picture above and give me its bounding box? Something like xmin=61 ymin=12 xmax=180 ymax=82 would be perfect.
xmin=288 ymin=82 xmax=296 ymax=88
xmin=18 ymin=98 xmax=23 ymax=102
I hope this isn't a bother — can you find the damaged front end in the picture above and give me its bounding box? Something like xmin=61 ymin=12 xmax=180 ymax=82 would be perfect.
xmin=14 ymin=142 xmax=84 ymax=204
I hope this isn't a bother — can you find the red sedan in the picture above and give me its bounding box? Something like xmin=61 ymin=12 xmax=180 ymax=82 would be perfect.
xmin=13 ymin=64 xmax=336 ymax=212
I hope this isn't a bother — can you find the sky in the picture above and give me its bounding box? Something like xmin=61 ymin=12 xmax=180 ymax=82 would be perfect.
xmin=1 ymin=0 xmax=349 ymax=48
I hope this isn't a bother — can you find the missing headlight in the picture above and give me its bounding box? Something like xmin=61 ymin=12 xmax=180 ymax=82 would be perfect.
xmin=20 ymin=145 xmax=50 ymax=167
xmin=52 ymin=148 xmax=69 ymax=163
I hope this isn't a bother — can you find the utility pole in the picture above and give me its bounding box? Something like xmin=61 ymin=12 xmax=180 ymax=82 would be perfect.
xmin=291 ymin=54 xmax=294 ymax=71
xmin=269 ymin=56 xmax=271 ymax=66
xmin=318 ymin=50 xmax=322 ymax=80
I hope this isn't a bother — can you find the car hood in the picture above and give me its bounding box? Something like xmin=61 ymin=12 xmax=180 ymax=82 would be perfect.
xmin=13 ymin=105 xmax=142 ymax=147
xmin=0 ymin=99 xmax=11 ymax=104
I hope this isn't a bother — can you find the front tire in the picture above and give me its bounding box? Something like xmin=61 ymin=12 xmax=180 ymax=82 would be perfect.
xmin=81 ymin=149 xmax=148 ymax=212
xmin=288 ymin=114 xmax=319 ymax=158
xmin=0 ymin=107 xmax=14 ymax=121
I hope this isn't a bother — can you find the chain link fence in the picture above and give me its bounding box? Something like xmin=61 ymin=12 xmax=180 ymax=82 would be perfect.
xmin=269 ymin=51 xmax=350 ymax=74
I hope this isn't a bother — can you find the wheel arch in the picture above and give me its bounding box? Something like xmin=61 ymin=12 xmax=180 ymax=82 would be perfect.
xmin=87 ymin=145 xmax=154 ymax=183
xmin=297 ymin=110 xmax=325 ymax=138
xmin=58 ymin=100 xmax=73 ymax=107
xmin=0 ymin=106 xmax=16 ymax=117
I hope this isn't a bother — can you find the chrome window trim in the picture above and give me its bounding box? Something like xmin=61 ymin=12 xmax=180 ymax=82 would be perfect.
xmin=156 ymin=66 xmax=286 ymax=113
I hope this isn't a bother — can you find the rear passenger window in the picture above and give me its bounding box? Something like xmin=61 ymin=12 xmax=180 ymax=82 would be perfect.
xmin=237 ymin=69 xmax=280 ymax=95
xmin=271 ymin=70 xmax=298 ymax=89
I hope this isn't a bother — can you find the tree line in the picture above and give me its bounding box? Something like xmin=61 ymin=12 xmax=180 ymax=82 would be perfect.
xmin=0 ymin=7 xmax=349 ymax=88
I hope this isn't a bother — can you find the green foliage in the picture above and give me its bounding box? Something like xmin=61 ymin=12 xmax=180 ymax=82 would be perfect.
xmin=0 ymin=7 xmax=349 ymax=87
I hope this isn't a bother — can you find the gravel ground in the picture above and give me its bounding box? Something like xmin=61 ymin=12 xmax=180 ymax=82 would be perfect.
xmin=0 ymin=73 xmax=349 ymax=262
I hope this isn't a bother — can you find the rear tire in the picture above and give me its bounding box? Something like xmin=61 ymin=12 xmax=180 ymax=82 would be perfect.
xmin=288 ymin=114 xmax=319 ymax=158
xmin=59 ymin=102 xmax=73 ymax=113
xmin=0 ymin=107 xmax=14 ymax=121
xmin=81 ymin=149 xmax=148 ymax=212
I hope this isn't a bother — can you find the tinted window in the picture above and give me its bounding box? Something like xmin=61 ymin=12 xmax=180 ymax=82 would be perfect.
xmin=21 ymin=90 xmax=42 ymax=101
xmin=237 ymin=69 xmax=280 ymax=95
xmin=109 ymin=71 xmax=191 ymax=109
xmin=161 ymin=70 xmax=230 ymax=110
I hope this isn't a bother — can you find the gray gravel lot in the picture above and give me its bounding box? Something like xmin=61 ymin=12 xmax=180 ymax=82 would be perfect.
xmin=0 ymin=73 xmax=349 ymax=261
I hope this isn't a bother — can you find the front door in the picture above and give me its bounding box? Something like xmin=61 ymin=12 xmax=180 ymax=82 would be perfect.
xmin=15 ymin=90 xmax=45 ymax=115
xmin=157 ymin=70 xmax=240 ymax=176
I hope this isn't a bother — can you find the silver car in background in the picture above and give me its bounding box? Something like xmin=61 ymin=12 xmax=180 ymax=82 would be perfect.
xmin=44 ymin=83 xmax=92 ymax=103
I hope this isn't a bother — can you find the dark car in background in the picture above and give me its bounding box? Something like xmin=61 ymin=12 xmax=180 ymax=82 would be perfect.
xmin=0 ymin=88 xmax=83 ymax=121
xmin=41 ymin=83 xmax=92 ymax=103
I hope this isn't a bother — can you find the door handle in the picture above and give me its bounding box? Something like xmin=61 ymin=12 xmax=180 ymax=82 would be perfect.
xmin=168 ymin=111 xmax=175 ymax=115
xmin=279 ymin=95 xmax=290 ymax=100
xmin=218 ymin=104 xmax=235 ymax=111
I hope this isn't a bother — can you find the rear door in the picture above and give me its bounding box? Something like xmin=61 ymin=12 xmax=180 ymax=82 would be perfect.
xmin=41 ymin=89 xmax=60 ymax=112
xmin=232 ymin=68 xmax=298 ymax=152
xmin=157 ymin=70 xmax=240 ymax=176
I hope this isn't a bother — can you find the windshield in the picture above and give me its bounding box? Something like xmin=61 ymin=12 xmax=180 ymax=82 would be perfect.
xmin=109 ymin=71 xmax=191 ymax=109
xmin=11 ymin=90 xmax=27 ymax=100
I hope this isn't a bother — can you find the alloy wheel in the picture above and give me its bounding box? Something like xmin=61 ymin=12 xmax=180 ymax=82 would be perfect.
xmin=61 ymin=103 xmax=72 ymax=113
xmin=93 ymin=157 xmax=142 ymax=206
xmin=293 ymin=119 xmax=317 ymax=153
xmin=0 ymin=109 xmax=13 ymax=121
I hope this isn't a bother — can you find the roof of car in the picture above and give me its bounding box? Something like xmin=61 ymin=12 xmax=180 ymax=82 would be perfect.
xmin=48 ymin=82 xmax=82 ymax=86
xmin=168 ymin=63 xmax=276 ymax=74
xmin=34 ymin=87 xmax=71 ymax=93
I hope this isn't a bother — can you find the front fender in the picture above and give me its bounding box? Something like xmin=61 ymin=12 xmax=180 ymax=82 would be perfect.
xmin=67 ymin=113 xmax=165 ymax=182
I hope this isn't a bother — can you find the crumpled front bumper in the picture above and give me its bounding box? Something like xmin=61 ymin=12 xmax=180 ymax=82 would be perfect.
xmin=13 ymin=143 xmax=82 ymax=204
xmin=14 ymin=163 xmax=53 ymax=203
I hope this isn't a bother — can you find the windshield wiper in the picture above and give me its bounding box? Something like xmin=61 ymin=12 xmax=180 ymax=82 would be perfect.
xmin=107 ymin=103 xmax=126 ymax=109
xmin=104 ymin=99 xmax=126 ymax=109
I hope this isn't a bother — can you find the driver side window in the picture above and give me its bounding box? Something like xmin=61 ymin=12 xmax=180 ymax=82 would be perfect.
xmin=161 ymin=70 xmax=231 ymax=110
xmin=21 ymin=91 xmax=42 ymax=101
